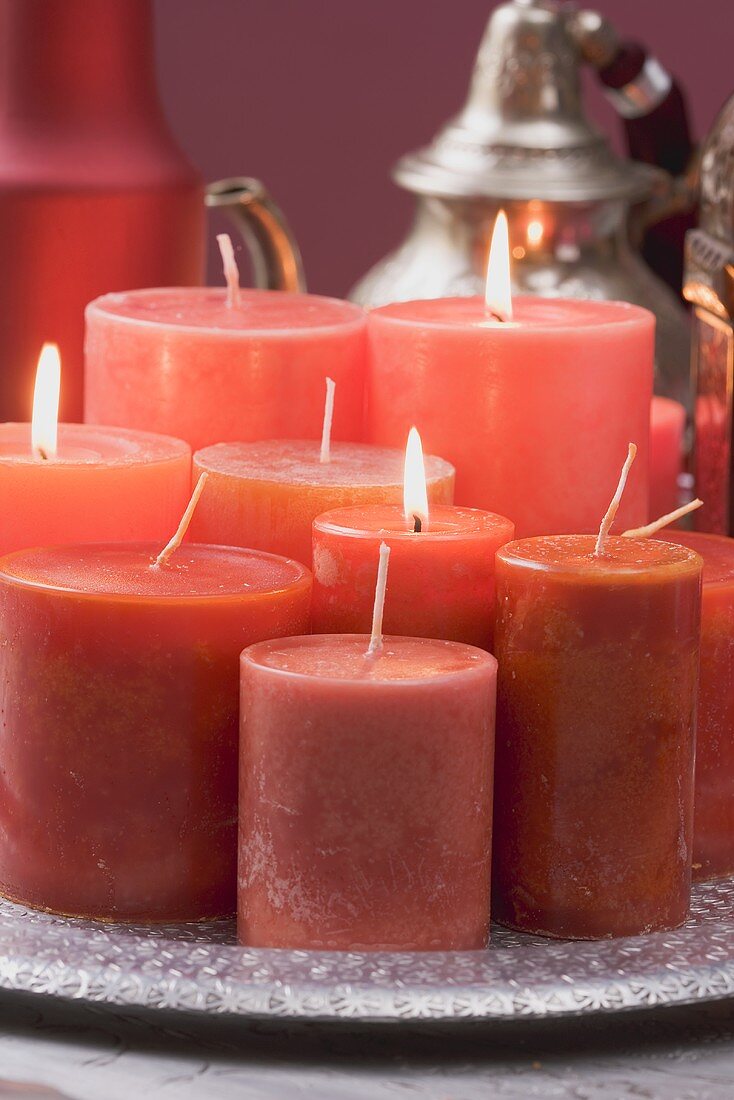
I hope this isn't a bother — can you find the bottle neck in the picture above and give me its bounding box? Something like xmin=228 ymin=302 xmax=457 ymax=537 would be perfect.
xmin=0 ymin=0 xmax=161 ymax=126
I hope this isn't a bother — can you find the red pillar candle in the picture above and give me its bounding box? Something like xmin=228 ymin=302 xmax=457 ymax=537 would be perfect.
xmin=661 ymin=531 xmax=734 ymax=880
xmin=239 ymin=634 xmax=497 ymax=950
xmin=492 ymin=534 xmax=701 ymax=938
xmin=190 ymin=440 xmax=455 ymax=565
xmin=0 ymin=543 xmax=311 ymax=921
xmin=367 ymin=298 xmax=653 ymax=537
xmin=312 ymin=504 xmax=513 ymax=649
xmin=85 ymin=289 xmax=367 ymax=451
xmin=650 ymin=396 xmax=685 ymax=521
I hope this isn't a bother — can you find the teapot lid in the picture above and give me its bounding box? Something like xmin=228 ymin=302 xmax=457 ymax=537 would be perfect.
xmin=394 ymin=0 xmax=658 ymax=203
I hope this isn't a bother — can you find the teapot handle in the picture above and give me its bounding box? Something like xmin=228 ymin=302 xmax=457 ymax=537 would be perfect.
xmin=205 ymin=177 xmax=306 ymax=293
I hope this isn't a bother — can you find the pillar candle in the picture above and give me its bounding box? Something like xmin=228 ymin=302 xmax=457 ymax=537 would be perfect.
xmin=492 ymin=535 xmax=701 ymax=938
xmin=650 ymin=396 xmax=685 ymax=521
xmin=239 ymin=634 xmax=497 ymax=950
xmin=312 ymin=504 xmax=514 ymax=649
xmin=190 ymin=440 xmax=455 ymax=565
xmin=0 ymin=422 xmax=191 ymax=553
xmin=661 ymin=531 xmax=734 ymax=881
xmin=0 ymin=543 xmax=311 ymax=921
xmin=85 ymin=289 xmax=367 ymax=451
xmin=367 ymin=298 xmax=654 ymax=537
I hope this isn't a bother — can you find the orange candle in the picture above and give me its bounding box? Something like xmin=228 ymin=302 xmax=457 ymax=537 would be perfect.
xmin=0 ymin=533 xmax=311 ymax=921
xmin=190 ymin=439 xmax=455 ymax=565
xmin=0 ymin=345 xmax=191 ymax=553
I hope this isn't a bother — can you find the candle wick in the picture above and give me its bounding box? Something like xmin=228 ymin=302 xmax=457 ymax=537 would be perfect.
xmin=35 ymin=447 xmax=48 ymax=462
xmin=413 ymin=514 xmax=422 ymax=533
xmin=152 ymin=472 xmax=209 ymax=569
xmin=366 ymin=542 xmax=391 ymax=657
xmin=217 ymin=233 xmax=241 ymax=310
xmin=319 ymin=377 xmax=336 ymax=464
xmin=486 ymin=308 xmax=507 ymax=323
xmin=594 ymin=443 xmax=637 ymax=557
xmin=622 ymin=498 xmax=703 ymax=539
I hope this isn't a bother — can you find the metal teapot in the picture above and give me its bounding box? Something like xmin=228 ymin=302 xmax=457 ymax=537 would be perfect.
xmin=350 ymin=0 xmax=695 ymax=406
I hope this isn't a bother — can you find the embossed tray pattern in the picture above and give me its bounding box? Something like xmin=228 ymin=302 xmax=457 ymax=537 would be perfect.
xmin=1 ymin=880 xmax=733 ymax=1022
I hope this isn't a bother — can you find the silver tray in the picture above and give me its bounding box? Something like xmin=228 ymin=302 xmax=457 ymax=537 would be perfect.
xmin=1 ymin=879 xmax=733 ymax=1024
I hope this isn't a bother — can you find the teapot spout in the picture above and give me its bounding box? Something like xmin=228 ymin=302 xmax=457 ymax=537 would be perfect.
xmin=205 ymin=177 xmax=306 ymax=293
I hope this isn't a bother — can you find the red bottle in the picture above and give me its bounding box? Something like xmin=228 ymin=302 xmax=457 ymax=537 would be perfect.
xmin=0 ymin=0 xmax=204 ymax=421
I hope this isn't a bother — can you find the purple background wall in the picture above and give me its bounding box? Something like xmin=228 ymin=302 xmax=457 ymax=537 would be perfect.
xmin=154 ymin=0 xmax=732 ymax=298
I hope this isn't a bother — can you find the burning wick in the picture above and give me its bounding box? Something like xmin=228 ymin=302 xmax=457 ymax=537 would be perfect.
xmin=403 ymin=426 xmax=429 ymax=533
xmin=31 ymin=342 xmax=61 ymax=462
xmin=366 ymin=541 xmax=391 ymax=657
xmin=485 ymin=210 xmax=513 ymax=323
xmin=217 ymin=233 xmax=241 ymax=310
xmin=623 ymin=498 xmax=703 ymax=539
xmin=319 ymin=377 xmax=336 ymax=464
xmin=152 ymin=472 xmax=209 ymax=569
xmin=594 ymin=443 xmax=637 ymax=556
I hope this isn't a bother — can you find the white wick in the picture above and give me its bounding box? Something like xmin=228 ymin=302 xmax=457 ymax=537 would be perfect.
xmin=152 ymin=473 xmax=209 ymax=569
xmin=217 ymin=233 xmax=241 ymax=310
xmin=319 ymin=377 xmax=336 ymax=464
xmin=622 ymin=498 xmax=703 ymax=539
xmin=366 ymin=541 xmax=391 ymax=657
xmin=594 ymin=443 xmax=637 ymax=556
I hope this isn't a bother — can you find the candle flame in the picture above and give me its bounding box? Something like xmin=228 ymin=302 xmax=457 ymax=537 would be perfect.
xmin=31 ymin=343 xmax=61 ymax=460
xmin=403 ymin=426 xmax=429 ymax=531
xmin=485 ymin=210 xmax=513 ymax=322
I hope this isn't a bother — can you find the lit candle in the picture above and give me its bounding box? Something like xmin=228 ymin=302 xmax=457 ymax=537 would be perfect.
xmin=311 ymin=428 xmax=514 ymax=649
xmin=491 ymin=446 xmax=702 ymax=938
xmin=238 ymin=543 xmax=497 ymax=950
xmin=189 ymin=384 xmax=455 ymax=565
xmin=0 ymin=344 xmax=192 ymax=554
xmin=367 ymin=213 xmax=654 ymax=538
xmin=0 ymin=478 xmax=312 ymax=921
xmin=85 ymin=236 xmax=368 ymax=451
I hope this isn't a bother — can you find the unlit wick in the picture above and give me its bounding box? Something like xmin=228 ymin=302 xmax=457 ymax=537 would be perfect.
xmin=217 ymin=233 xmax=241 ymax=310
xmin=623 ymin=498 xmax=704 ymax=539
xmin=594 ymin=442 xmax=637 ymax=557
xmin=152 ymin=472 xmax=209 ymax=569
xmin=319 ymin=377 xmax=336 ymax=464
xmin=366 ymin=541 xmax=391 ymax=657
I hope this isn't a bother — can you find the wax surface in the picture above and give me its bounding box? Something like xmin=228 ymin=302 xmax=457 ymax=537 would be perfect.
xmin=367 ymin=297 xmax=653 ymax=537
xmin=85 ymin=288 xmax=367 ymax=451
xmin=190 ymin=440 xmax=455 ymax=564
xmin=0 ymin=422 xmax=191 ymax=554
xmin=492 ymin=534 xmax=701 ymax=939
xmin=650 ymin=396 xmax=685 ymax=520
xmin=312 ymin=504 xmax=514 ymax=649
xmin=663 ymin=531 xmax=734 ymax=880
xmin=0 ymin=543 xmax=312 ymax=922
xmin=239 ymin=634 xmax=497 ymax=951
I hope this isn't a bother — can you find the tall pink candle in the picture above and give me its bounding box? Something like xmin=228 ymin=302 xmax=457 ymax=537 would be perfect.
xmin=650 ymin=396 xmax=685 ymax=520
xmin=367 ymin=298 xmax=654 ymax=538
xmin=84 ymin=289 xmax=367 ymax=451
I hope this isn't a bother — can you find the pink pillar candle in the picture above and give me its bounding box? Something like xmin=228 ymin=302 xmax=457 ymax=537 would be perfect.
xmin=239 ymin=634 xmax=497 ymax=951
xmin=85 ymin=289 xmax=367 ymax=451
xmin=190 ymin=440 xmax=455 ymax=564
xmin=0 ymin=423 xmax=190 ymax=554
xmin=650 ymin=396 xmax=685 ymax=520
xmin=367 ymin=298 xmax=654 ymax=538
xmin=312 ymin=504 xmax=514 ymax=649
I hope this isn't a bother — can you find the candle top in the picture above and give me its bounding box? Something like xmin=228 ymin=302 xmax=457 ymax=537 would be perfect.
xmin=498 ymin=534 xmax=702 ymax=582
xmin=661 ymin=531 xmax=734 ymax=587
xmin=0 ymin=544 xmax=311 ymax=601
xmin=371 ymin=296 xmax=652 ymax=333
xmin=243 ymin=634 xmax=496 ymax=684
xmin=0 ymin=424 xmax=190 ymax=466
xmin=194 ymin=440 xmax=454 ymax=488
xmin=315 ymin=504 xmax=513 ymax=540
xmin=88 ymin=288 xmax=365 ymax=334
